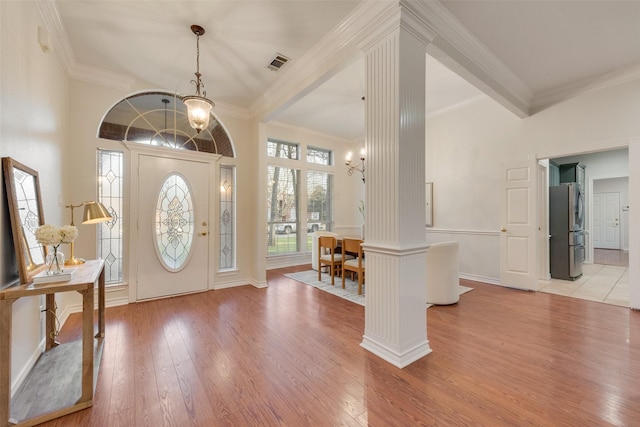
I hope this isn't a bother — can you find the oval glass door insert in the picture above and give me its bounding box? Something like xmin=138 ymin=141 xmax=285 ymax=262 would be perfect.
xmin=154 ymin=173 xmax=195 ymax=271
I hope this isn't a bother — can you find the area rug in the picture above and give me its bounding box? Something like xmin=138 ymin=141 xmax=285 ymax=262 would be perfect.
xmin=285 ymin=270 xmax=472 ymax=307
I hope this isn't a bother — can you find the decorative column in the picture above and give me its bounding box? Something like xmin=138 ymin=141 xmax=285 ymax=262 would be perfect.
xmin=359 ymin=5 xmax=433 ymax=368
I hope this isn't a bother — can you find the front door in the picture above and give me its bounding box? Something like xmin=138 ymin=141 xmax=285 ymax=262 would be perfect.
xmin=500 ymin=159 xmax=538 ymax=291
xmin=136 ymin=154 xmax=211 ymax=300
xmin=593 ymin=192 xmax=621 ymax=250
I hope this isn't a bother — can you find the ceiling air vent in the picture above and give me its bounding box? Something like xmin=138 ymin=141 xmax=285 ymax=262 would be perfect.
xmin=267 ymin=54 xmax=290 ymax=71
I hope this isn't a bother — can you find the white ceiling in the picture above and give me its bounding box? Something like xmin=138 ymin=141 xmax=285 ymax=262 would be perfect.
xmin=50 ymin=1 xmax=640 ymax=141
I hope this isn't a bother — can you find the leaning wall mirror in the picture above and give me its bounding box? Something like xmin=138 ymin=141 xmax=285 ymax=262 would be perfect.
xmin=2 ymin=157 xmax=47 ymax=284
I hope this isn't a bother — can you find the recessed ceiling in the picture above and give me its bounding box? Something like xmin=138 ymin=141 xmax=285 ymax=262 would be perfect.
xmin=49 ymin=1 xmax=640 ymax=141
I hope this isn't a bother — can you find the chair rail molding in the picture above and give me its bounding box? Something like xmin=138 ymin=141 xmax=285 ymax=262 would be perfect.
xmin=426 ymin=227 xmax=500 ymax=237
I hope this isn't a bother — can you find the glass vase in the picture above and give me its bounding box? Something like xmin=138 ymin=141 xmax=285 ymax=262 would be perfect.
xmin=46 ymin=249 xmax=65 ymax=275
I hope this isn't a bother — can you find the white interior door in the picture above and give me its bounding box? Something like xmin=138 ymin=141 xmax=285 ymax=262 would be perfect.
xmin=500 ymin=159 xmax=538 ymax=291
xmin=136 ymin=154 xmax=210 ymax=300
xmin=537 ymin=162 xmax=550 ymax=280
xmin=593 ymin=192 xmax=620 ymax=250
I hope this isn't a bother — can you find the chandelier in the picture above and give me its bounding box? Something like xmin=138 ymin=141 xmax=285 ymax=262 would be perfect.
xmin=183 ymin=24 xmax=215 ymax=133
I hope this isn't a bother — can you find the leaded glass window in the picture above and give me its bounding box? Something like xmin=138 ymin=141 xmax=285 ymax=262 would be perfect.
xmin=97 ymin=150 xmax=123 ymax=284
xmin=219 ymin=165 xmax=235 ymax=270
xmin=155 ymin=174 xmax=195 ymax=271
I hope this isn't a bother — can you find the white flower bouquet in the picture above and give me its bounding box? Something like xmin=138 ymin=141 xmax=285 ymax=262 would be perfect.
xmin=35 ymin=224 xmax=78 ymax=248
xmin=35 ymin=224 xmax=78 ymax=274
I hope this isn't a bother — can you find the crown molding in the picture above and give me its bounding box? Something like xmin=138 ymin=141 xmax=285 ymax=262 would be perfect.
xmin=531 ymin=62 xmax=640 ymax=113
xmin=36 ymin=0 xmax=136 ymax=92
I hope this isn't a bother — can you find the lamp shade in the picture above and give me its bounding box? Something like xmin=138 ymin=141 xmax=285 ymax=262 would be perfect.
xmin=183 ymin=96 xmax=214 ymax=132
xmin=82 ymin=201 xmax=112 ymax=224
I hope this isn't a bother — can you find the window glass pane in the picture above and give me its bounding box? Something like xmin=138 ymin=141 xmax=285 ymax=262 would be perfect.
xmin=267 ymin=140 xmax=299 ymax=160
xmin=267 ymin=165 xmax=299 ymax=255
xmin=219 ymin=165 xmax=236 ymax=270
xmin=307 ymin=171 xmax=333 ymax=251
xmin=99 ymin=91 xmax=235 ymax=157
xmin=307 ymin=146 xmax=333 ymax=166
xmin=155 ymin=174 xmax=194 ymax=270
xmin=97 ymin=150 xmax=123 ymax=284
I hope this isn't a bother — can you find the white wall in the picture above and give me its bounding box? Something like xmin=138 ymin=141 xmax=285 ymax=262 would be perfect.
xmin=425 ymin=95 xmax=522 ymax=282
xmin=0 ymin=1 xmax=69 ymax=391
xmin=425 ymin=78 xmax=640 ymax=308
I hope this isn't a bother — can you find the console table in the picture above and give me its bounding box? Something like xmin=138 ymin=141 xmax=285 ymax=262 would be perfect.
xmin=0 ymin=259 xmax=105 ymax=427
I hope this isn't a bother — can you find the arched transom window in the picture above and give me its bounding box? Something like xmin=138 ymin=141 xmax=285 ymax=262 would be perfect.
xmin=98 ymin=91 xmax=235 ymax=157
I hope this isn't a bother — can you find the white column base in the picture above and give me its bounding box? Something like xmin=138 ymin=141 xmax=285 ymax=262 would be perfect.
xmin=361 ymin=335 xmax=432 ymax=369
xmin=360 ymin=242 xmax=431 ymax=368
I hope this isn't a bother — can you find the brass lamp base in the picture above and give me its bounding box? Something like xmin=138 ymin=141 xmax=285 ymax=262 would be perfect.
xmin=65 ymin=240 xmax=85 ymax=266
xmin=65 ymin=256 xmax=85 ymax=266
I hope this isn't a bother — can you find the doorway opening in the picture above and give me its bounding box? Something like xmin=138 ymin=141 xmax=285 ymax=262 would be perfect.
xmin=539 ymin=147 xmax=629 ymax=307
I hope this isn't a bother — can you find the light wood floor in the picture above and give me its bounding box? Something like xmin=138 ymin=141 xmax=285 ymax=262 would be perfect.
xmin=39 ymin=265 xmax=640 ymax=426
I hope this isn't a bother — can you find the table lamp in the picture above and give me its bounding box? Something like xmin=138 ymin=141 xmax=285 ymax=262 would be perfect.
xmin=65 ymin=201 xmax=112 ymax=265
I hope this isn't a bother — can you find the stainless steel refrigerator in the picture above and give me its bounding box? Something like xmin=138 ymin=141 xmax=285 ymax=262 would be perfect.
xmin=549 ymin=183 xmax=585 ymax=280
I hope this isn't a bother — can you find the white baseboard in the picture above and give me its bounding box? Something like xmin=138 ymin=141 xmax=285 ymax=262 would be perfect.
xmin=251 ymin=280 xmax=268 ymax=289
xmin=213 ymin=278 xmax=267 ymax=290
xmin=267 ymin=255 xmax=311 ymax=270
xmin=459 ymin=272 xmax=500 ymax=286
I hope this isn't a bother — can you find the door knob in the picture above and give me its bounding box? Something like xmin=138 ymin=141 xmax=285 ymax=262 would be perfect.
xmin=199 ymin=232 xmax=208 ymax=236
xmin=501 ymin=227 xmax=507 ymax=232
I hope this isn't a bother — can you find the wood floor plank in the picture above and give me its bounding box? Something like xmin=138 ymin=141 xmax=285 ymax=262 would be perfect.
xmin=162 ymin=297 xmax=219 ymax=425
xmin=35 ymin=266 xmax=640 ymax=426
xmin=131 ymin=301 xmax=165 ymax=427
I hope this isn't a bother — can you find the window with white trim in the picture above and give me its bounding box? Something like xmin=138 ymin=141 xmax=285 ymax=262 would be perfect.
xmin=267 ymin=140 xmax=334 ymax=256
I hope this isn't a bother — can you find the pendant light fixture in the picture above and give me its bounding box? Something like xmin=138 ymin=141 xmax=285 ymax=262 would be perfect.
xmin=183 ymin=24 xmax=214 ymax=133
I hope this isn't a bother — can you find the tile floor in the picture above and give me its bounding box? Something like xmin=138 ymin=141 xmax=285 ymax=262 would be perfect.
xmin=539 ymin=263 xmax=629 ymax=307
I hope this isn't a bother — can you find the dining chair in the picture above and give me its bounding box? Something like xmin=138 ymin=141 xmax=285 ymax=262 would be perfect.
xmin=318 ymin=236 xmax=352 ymax=286
xmin=342 ymin=238 xmax=365 ymax=294
xmin=311 ymin=231 xmax=338 ymax=271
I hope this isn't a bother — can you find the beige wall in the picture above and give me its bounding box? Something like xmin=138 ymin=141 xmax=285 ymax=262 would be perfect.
xmin=0 ymin=0 xmax=69 ymax=389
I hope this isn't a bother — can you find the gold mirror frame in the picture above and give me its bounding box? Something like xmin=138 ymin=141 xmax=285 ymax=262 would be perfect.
xmin=2 ymin=157 xmax=47 ymax=284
